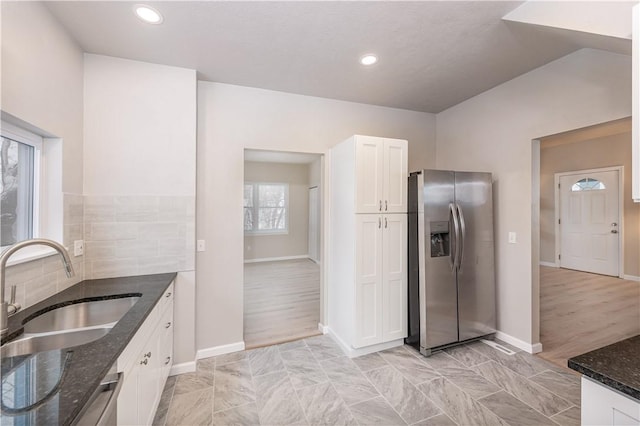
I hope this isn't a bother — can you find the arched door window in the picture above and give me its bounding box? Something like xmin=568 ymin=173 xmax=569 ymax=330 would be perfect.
xmin=571 ymin=178 xmax=606 ymax=192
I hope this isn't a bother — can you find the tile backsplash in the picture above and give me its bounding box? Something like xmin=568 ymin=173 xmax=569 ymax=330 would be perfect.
xmin=3 ymin=193 xmax=195 ymax=312
xmin=4 ymin=193 xmax=84 ymax=310
xmin=84 ymin=195 xmax=195 ymax=279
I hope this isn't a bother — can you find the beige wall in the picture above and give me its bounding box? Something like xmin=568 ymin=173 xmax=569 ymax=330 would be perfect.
xmin=1 ymin=1 xmax=84 ymax=194
xmin=197 ymin=81 xmax=436 ymax=350
xmin=540 ymin=129 xmax=640 ymax=277
xmin=435 ymin=48 xmax=631 ymax=347
xmin=244 ymin=161 xmax=310 ymax=261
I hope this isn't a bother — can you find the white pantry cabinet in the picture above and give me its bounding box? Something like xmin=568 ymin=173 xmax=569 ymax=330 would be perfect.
xmin=354 ymin=214 xmax=407 ymax=348
xmin=118 ymin=283 xmax=174 ymax=426
xmin=330 ymin=135 xmax=408 ymax=357
xmin=633 ymin=4 xmax=640 ymax=202
xmin=354 ymin=135 xmax=408 ymax=213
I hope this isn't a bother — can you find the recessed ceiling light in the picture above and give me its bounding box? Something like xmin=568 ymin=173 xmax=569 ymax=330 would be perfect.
xmin=134 ymin=4 xmax=163 ymax=24
xmin=360 ymin=54 xmax=378 ymax=66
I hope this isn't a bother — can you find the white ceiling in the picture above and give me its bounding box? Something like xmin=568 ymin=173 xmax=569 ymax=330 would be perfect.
xmin=45 ymin=1 xmax=625 ymax=113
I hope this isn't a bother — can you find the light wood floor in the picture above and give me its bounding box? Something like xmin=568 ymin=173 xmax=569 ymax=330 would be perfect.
xmin=243 ymin=258 xmax=321 ymax=349
xmin=538 ymin=266 xmax=640 ymax=368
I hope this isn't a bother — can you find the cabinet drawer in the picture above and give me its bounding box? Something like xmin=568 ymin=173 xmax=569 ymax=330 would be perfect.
xmin=118 ymin=303 xmax=159 ymax=373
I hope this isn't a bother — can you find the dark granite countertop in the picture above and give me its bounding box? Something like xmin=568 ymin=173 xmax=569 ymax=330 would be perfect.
xmin=568 ymin=335 xmax=640 ymax=401
xmin=0 ymin=273 xmax=176 ymax=426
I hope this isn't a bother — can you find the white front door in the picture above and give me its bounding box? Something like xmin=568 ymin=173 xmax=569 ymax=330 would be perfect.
xmin=559 ymin=169 xmax=620 ymax=276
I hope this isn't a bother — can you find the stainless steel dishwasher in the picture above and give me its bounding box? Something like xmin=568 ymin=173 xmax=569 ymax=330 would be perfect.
xmin=73 ymin=364 xmax=123 ymax=426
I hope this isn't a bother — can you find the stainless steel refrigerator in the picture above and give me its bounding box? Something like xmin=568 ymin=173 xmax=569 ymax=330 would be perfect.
xmin=407 ymin=169 xmax=496 ymax=356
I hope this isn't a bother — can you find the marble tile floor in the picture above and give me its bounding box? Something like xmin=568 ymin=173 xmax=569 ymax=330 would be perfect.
xmin=154 ymin=335 xmax=581 ymax=426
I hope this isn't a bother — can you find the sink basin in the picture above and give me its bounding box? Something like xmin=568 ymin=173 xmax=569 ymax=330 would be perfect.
xmin=23 ymin=296 xmax=140 ymax=334
xmin=1 ymin=327 xmax=111 ymax=358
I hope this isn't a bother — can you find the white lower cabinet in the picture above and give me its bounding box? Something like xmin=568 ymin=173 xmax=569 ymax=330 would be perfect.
xmin=118 ymin=283 xmax=174 ymax=425
xmin=353 ymin=214 xmax=407 ymax=349
xmin=582 ymin=377 xmax=640 ymax=426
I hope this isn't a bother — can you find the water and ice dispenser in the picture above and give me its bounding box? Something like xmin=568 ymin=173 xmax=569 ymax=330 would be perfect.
xmin=430 ymin=221 xmax=450 ymax=257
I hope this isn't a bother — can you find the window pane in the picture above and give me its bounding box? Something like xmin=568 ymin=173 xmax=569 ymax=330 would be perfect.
xmin=0 ymin=137 xmax=34 ymax=246
xmin=258 ymin=184 xmax=285 ymax=207
xmin=258 ymin=207 xmax=286 ymax=230
xmin=244 ymin=185 xmax=253 ymax=207
xmin=244 ymin=207 xmax=253 ymax=230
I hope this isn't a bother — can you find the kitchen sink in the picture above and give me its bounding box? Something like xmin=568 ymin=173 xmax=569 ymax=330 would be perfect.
xmin=1 ymin=327 xmax=112 ymax=358
xmin=23 ymin=296 xmax=140 ymax=334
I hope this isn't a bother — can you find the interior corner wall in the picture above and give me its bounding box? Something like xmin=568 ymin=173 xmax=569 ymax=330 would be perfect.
xmin=540 ymin=131 xmax=640 ymax=277
xmin=197 ymin=82 xmax=436 ymax=351
xmin=1 ymin=1 xmax=84 ymax=194
xmin=244 ymin=161 xmax=310 ymax=261
xmin=434 ymin=48 xmax=632 ymax=346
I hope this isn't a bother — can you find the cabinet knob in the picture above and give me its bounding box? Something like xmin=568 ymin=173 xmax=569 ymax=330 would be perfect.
xmin=165 ymin=356 xmax=171 ymax=365
xmin=165 ymin=322 xmax=172 ymax=329
xmin=379 ymin=200 xmax=382 ymax=211
xmin=165 ymin=292 xmax=172 ymax=298
xmin=378 ymin=217 xmax=381 ymax=228
xmin=140 ymin=359 xmax=148 ymax=365
xmin=385 ymin=200 xmax=388 ymax=211
xmin=385 ymin=217 xmax=388 ymax=228
xmin=144 ymin=352 xmax=152 ymax=358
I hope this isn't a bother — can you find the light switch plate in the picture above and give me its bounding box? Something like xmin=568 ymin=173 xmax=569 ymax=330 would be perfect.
xmin=508 ymin=232 xmax=517 ymax=244
xmin=74 ymin=240 xmax=84 ymax=256
xmin=197 ymin=240 xmax=206 ymax=252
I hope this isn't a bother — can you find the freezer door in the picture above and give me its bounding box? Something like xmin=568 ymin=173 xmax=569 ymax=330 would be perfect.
xmin=455 ymin=172 xmax=496 ymax=341
xmin=422 ymin=170 xmax=458 ymax=351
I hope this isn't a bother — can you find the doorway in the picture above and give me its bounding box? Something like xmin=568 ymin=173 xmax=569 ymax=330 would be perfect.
xmin=243 ymin=149 xmax=323 ymax=348
xmin=536 ymin=118 xmax=640 ymax=368
xmin=556 ymin=167 xmax=622 ymax=277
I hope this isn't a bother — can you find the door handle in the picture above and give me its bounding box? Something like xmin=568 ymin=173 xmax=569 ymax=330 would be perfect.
xmin=455 ymin=204 xmax=466 ymax=270
xmin=384 ymin=217 xmax=388 ymax=228
xmin=379 ymin=200 xmax=382 ymax=211
xmin=378 ymin=217 xmax=381 ymax=228
xmin=449 ymin=203 xmax=459 ymax=271
xmin=385 ymin=200 xmax=388 ymax=211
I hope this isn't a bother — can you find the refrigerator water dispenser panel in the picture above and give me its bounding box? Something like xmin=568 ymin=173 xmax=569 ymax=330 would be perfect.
xmin=430 ymin=221 xmax=450 ymax=257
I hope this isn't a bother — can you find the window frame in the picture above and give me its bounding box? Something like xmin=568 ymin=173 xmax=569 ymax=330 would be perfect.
xmin=1 ymin=121 xmax=43 ymax=250
xmin=244 ymin=181 xmax=290 ymax=235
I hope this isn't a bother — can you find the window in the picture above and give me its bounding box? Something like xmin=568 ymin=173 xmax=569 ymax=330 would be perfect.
xmin=244 ymin=182 xmax=288 ymax=234
xmin=1 ymin=122 xmax=42 ymax=247
xmin=571 ymin=178 xmax=606 ymax=192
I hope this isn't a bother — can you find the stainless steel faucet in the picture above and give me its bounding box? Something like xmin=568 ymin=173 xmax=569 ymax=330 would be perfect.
xmin=1 ymin=238 xmax=75 ymax=336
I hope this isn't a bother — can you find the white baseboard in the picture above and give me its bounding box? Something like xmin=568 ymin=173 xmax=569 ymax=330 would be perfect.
xmin=495 ymin=331 xmax=543 ymax=354
xmin=539 ymin=261 xmax=558 ymax=268
xmin=244 ymin=255 xmax=309 ymax=264
xmin=318 ymin=323 xmax=329 ymax=334
xmin=169 ymin=361 xmax=196 ymax=376
xmin=326 ymin=327 xmax=403 ymax=358
xmin=623 ymin=274 xmax=640 ymax=282
xmin=196 ymin=341 xmax=245 ymax=360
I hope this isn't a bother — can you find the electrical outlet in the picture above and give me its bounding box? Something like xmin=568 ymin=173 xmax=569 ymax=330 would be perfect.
xmin=508 ymin=232 xmax=517 ymax=244
xmin=196 ymin=240 xmax=206 ymax=252
xmin=74 ymin=240 xmax=84 ymax=256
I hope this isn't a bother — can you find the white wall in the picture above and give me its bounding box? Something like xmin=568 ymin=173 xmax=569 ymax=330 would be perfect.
xmin=1 ymin=1 xmax=84 ymax=195
xmin=197 ymin=82 xmax=436 ymax=351
xmin=244 ymin=161 xmax=310 ymax=261
xmin=84 ymin=54 xmax=197 ymax=365
xmin=435 ymin=48 xmax=632 ymax=347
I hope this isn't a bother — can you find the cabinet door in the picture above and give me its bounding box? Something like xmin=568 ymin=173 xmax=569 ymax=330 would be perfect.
xmin=138 ymin=344 xmax=160 ymax=425
xmin=355 ymin=137 xmax=384 ymax=213
xmin=354 ymin=214 xmax=383 ymax=348
xmin=383 ymin=139 xmax=408 ymax=213
xmin=117 ymin=366 xmax=139 ymax=425
xmin=382 ymin=214 xmax=408 ymax=341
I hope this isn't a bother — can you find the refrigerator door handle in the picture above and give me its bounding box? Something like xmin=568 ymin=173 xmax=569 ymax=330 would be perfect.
xmin=449 ymin=203 xmax=460 ymax=271
xmin=456 ymin=203 xmax=466 ymax=271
